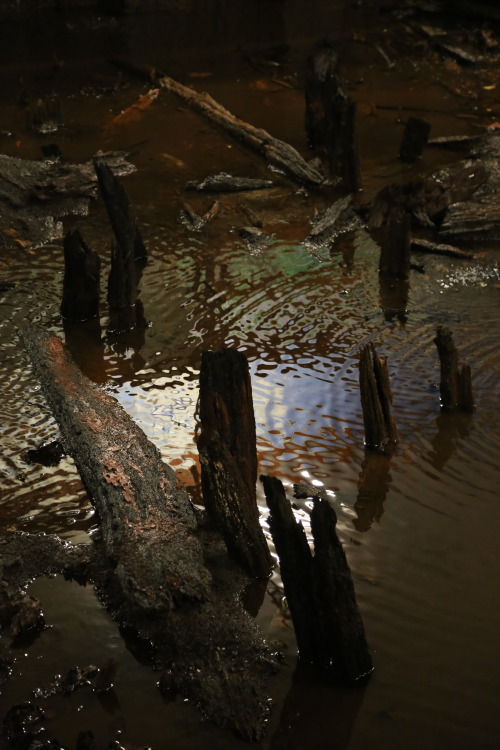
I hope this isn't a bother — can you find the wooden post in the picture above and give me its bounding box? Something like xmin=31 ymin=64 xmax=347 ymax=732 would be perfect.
xmin=304 ymin=37 xmax=339 ymax=148
xmin=93 ymin=159 xmax=147 ymax=264
xmin=197 ymin=349 xmax=272 ymax=579
xmin=324 ymin=89 xmax=362 ymax=192
xmin=434 ymin=326 xmax=474 ymax=411
xmin=61 ymin=230 xmax=100 ymax=322
xmin=399 ymin=116 xmax=431 ymax=160
xmin=359 ymin=343 xmax=398 ymax=453
xmin=379 ymin=206 xmax=411 ymax=278
xmin=261 ymin=475 xmax=373 ymax=685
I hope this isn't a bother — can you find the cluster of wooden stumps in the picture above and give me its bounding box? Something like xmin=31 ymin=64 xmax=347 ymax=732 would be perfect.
xmin=61 ymin=159 xmax=146 ymax=332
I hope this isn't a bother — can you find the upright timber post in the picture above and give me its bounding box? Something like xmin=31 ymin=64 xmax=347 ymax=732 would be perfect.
xmin=61 ymin=229 xmax=100 ymax=322
xmin=261 ymin=475 xmax=373 ymax=685
xmin=434 ymin=326 xmax=474 ymax=412
xmin=197 ymin=349 xmax=272 ymax=579
xmin=359 ymin=342 xmax=398 ymax=453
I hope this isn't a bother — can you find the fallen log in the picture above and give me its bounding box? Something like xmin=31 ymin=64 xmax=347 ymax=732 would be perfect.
xmin=439 ymin=195 xmax=500 ymax=241
xmin=359 ymin=343 xmax=398 ymax=453
xmin=305 ymin=194 xmax=361 ymax=246
xmin=158 ymin=74 xmax=325 ymax=188
xmin=20 ymin=326 xmax=278 ymax=740
xmin=261 ymin=475 xmax=373 ymax=685
xmin=410 ymin=236 xmax=476 ymax=259
xmin=185 ymin=173 xmax=275 ymax=193
xmin=197 ymin=349 xmax=272 ymax=579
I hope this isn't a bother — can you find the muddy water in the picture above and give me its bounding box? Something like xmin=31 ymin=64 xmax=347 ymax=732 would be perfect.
xmin=1 ymin=1 xmax=500 ymax=748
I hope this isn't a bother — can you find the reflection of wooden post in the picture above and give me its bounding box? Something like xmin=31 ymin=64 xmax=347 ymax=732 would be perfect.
xmin=399 ymin=116 xmax=431 ymax=160
xmin=61 ymin=230 xmax=100 ymax=322
xmin=359 ymin=343 xmax=398 ymax=453
xmin=434 ymin=326 xmax=474 ymax=412
xmin=197 ymin=349 xmax=272 ymax=579
xmin=261 ymin=475 xmax=373 ymax=685
xmin=379 ymin=207 xmax=411 ymax=279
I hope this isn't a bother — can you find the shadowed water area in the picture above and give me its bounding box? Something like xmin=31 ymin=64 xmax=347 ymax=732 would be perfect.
xmin=1 ymin=0 xmax=500 ymax=748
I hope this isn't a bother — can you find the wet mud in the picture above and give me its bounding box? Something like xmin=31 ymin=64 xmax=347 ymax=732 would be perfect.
xmin=1 ymin=1 xmax=500 ymax=749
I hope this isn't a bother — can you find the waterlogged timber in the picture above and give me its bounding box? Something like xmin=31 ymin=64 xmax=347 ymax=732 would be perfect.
xmin=1 ymin=0 xmax=500 ymax=748
xmin=18 ymin=326 xmax=278 ymax=740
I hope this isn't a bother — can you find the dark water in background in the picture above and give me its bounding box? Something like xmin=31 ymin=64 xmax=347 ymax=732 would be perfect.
xmin=1 ymin=1 xmax=500 ymax=748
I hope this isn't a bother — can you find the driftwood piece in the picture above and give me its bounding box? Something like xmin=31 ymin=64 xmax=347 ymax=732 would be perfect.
xmin=20 ymin=327 xmax=277 ymax=740
xmin=434 ymin=326 xmax=474 ymax=412
xmin=159 ymin=75 xmax=324 ymax=188
xmin=179 ymin=199 xmax=220 ymax=230
xmin=261 ymin=475 xmax=373 ymax=685
xmin=439 ymin=195 xmax=500 ymax=241
xmin=197 ymin=349 xmax=272 ymax=579
xmin=0 ymin=151 xmax=135 ymax=252
xmin=399 ymin=116 xmax=431 ymax=160
xmin=359 ymin=343 xmax=398 ymax=453
xmin=61 ymin=230 xmax=101 ymax=322
xmin=185 ymin=173 xmax=274 ymax=193
xmin=379 ymin=207 xmax=411 ymax=278
xmin=410 ymin=236 xmax=476 ymax=259
xmin=306 ymin=195 xmax=361 ymax=245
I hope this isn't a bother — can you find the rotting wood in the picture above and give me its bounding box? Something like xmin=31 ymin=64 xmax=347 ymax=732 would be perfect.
xmin=439 ymin=195 xmax=500 ymax=241
xmin=325 ymin=88 xmax=362 ymax=192
xmin=379 ymin=206 xmax=411 ymax=279
xmin=359 ymin=343 xmax=398 ymax=453
xmin=260 ymin=475 xmax=373 ymax=685
xmin=61 ymin=229 xmax=101 ymax=322
xmin=20 ymin=326 xmax=278 ymax=741
xmin=197 ymin=349 xmax=272 ymax=579
xmin=185 ymin=173 xmax=275 ymax=193
xmin=304 ymin=37 xmax=340 ymax=148
xmin=410 ymin=236 xmax=476 ymax=259
xmin=434 ymin=326 xmax=474 ymax=412
xmin=399 ymin=116 xmax=431 ymax=160
xmin=179 ymin=199 xmax=220 ymax=230
xmin=158 ymin=74 xmax=325 ymax=188
xmin=305 ymin=194 xmax=361 ymax=246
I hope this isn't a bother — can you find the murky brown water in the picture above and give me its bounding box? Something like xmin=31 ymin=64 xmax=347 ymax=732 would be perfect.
xmin=1 ymin=1 xmax=500 ymax=748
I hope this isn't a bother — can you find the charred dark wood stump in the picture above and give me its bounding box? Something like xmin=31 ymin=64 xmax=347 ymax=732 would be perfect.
xmin=359 ymin=343 xmax=398 ymax=453
xmin=434 ymin=326 xmax=474 ymax=411
xmin=304 ymin=37 xmax=339 ymax=149
xmin=93 ymin=158 xmax=147 ymax=264
xmin=61 ymin=230 xmax=101 ymax=322
xmin=197 ymin=349 xmax=272 ymax=579
xmin=325 ymin=89 xmax=362 ymax=193
xmin=379 ymin=207 xmax=411 ymax=279
xmin=399 ymin=116 xmax=431 ymax=160
xmin=261 ymin=475 xmax=373 ymax=685
xmin=19 ymin=327 xmax=277 ymax=740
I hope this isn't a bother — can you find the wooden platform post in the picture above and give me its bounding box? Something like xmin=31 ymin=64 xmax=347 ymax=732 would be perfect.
xmin=197 ymin=349 xmax=272 ymax=579
xmin=61 ymin=229 xmax=100 ymax=322
xmin=359 ymin=343 xmax=398 ymax=453
xmin=325 ymin=89 xmax=362 ymax=193
xmin=399 ymin=116 xmax=431 ymax=160
xmin=304 ymin=37 xmax=339 ymax=148
xmin=434 ymin=326 xmax=474 ymax=411
xmin=261 ymin=475 xmax=373 ymax=685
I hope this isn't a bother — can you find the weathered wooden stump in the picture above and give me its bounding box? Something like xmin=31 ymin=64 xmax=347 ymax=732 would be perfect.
xmin=434 ymin=326 xmax=474 ymax=411
xmin=93 ymin=158 xmax=147 ymax=264
xmin=359 ymin=343 xmax=398 ymax=453
xmin=304 ymin=37 xmax=339 ymax=149
xmin=261 ymin=475 xmax=373 ymax=685
xmin=197 ymin=349 xmax=272 ymax=579
xmin=61 ymin=229 xmax=101 ymax=322
xmin=399 ymin=116 xmax=431 ymax=160
xmin=379 ymin=206 xmax=411 ymax=279
xmin=325 ymin=89 xmax=362 ymax=192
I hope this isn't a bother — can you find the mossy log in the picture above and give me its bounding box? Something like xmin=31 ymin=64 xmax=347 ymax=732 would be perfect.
xmin=261 ymin=475 xmax=373 ymax=685
xmin=19 ymin=326 xmax=277 ymax=741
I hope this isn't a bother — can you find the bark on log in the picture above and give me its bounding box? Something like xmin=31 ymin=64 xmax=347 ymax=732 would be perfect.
xmin=19 ymin=326 xmax=277 ymax=740
xmin=434 ymin=326 xmax=474 ymax=412
xmin=61 ymin=229 xmax=101 ymax=322
xmin=197 ymin=349 xmax=272 ymax=579
xmin=379 ymin=207 xmax=411 ymax=278
xmin=261 ymin=475 xmax=373 ymax=685
xmin=439 ymin=195 xmax=500 ymax=241
xmin=158 ymin=75 xmax=324 ymax=188
xmin=359 ymin=343 xmax=398 ymax=453
xmin=399 ymin=116 xmax=431 ymax=160
xmin=410 ymin=236 xmax=476 ymax=259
